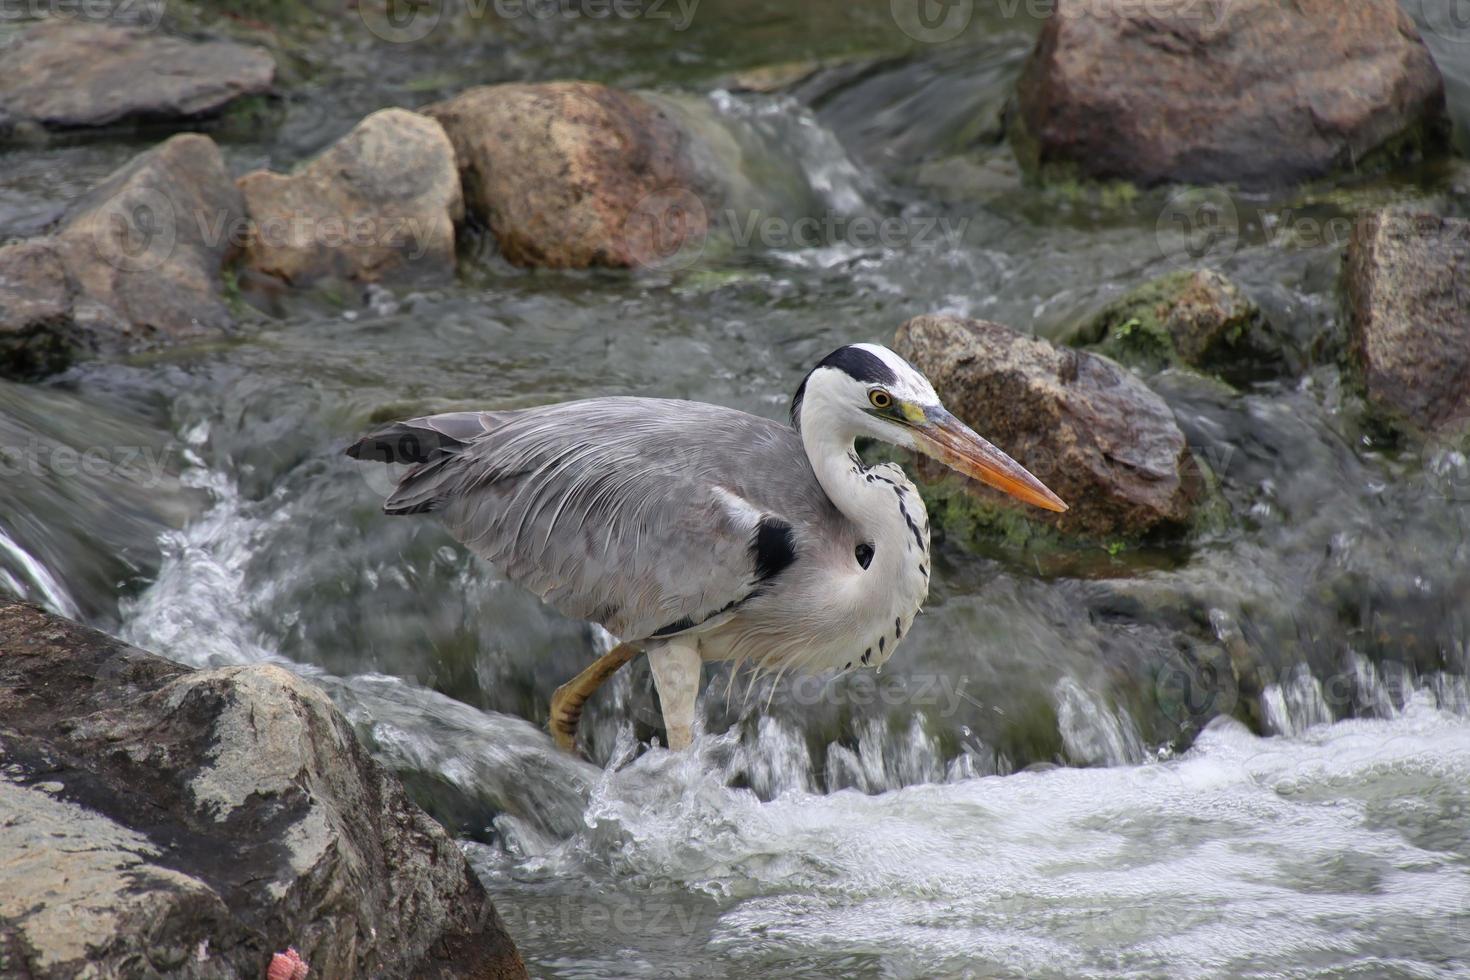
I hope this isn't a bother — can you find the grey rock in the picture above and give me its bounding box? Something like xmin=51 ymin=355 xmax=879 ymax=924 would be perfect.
xmin=0 ymin=598 xmax=529 ymax=979
xmin=0 ymin=19 xmax=274 ymax=133
xmin=0 ymin=133 xmax=243 ymax=380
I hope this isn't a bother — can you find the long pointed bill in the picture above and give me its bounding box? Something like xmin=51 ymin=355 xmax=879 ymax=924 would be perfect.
xmin=916 ymin=409 xmax=1068 ymax=513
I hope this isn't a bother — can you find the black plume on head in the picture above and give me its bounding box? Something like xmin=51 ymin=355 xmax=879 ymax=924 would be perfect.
xmin=789 ymin=346 xmax=899 ymax=426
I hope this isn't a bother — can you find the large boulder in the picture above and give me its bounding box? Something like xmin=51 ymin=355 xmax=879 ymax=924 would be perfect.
xmin=1344 ymin=209 xmax=1470 ymax=437
xmin=424 ymin=82 xmax=712 ymax=269
xmin=1013 ymin=0 xmax=1449 ymax=190
xmin=236 ymin=108 xmax=463 ymax=288
xmin=0 ymin=133 xmax=242 ymax=380
xmin=0 ymin=20 xmax=274 ymax=135
xmin=0 ymin=598 xmax=528 ymax=979
xmin=1070 ymin=269 xmax=1275 ymax=378
xmin=895 ymin=315 xmax=1197 ymax=539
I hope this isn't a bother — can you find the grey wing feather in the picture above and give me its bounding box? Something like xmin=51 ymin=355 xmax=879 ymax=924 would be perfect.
xmin=349 ymin=397 xmax=838 ymax=641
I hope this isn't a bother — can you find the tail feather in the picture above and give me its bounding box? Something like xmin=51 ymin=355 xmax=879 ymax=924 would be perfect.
xmin=345 ymin=410 xmax=519 ymax=514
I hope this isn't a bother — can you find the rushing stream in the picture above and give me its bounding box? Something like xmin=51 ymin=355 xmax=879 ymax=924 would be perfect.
xmin=3 ymin=2 xmax=1470 ymax=976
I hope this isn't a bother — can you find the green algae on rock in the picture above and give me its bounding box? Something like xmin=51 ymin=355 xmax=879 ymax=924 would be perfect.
xmin=1069 ymin=269 xmax=1277 ymax=379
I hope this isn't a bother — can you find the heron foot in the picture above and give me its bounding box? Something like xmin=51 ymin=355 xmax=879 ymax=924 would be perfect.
xmin=549 ymin=641 xmax=640 ymax=755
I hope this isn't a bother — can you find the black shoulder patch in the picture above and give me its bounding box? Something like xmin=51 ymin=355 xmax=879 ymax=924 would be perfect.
xmin=790 ymin=345 xmax=901 ymax=426
xmin=751 ymin=517 xmax=797 ymax=582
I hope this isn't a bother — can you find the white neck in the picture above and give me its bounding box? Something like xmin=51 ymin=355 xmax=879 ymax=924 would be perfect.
xmin=798 ymin=397 xmax=924 ymax=579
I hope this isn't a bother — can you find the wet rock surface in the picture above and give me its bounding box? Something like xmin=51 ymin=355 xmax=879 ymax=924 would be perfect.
xmin=1070 ymin=269 xmax=1276 ymax=379
xmin=0 ymin=20 xmax=274 ymax=135
xmin=1345 ymin=208 xmax=1470 ymax=438
xmin=1013 ymin=0 xmax=1449 ymax=189
xmin=236 ymin=108 xmax=463 ymax=288
xmin=0 ymin=133 xmax=241 ymax=380
xmin=895 ymin=314 xmax=1197 ymax=539
xmin=0 ymin=598 xmax=528 ymax=980
xmin=425 ymin=82 xmax=711 ymax=269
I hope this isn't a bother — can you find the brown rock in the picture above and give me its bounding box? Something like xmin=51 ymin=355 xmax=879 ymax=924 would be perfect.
xmin=1345 ymin=209 xmax=1470 ymax=436
xmin=0 ymin=133 xmax=243 ymax=379
xmin=0 ymin=597 xmax=528 ymax=980
xmin=237 ymin=108 xmax=463 ymax=287
xmin=1014 ymin=0 xmax=1448 ymax=190
xmin=0 ymin=241 xmax=77 ymax=379
xmin=896 ymin=314 xmax=1196 ymax=538
xmin=0 ymin=20 xmax=274 ymax=133
xmin=425 ymin=82 xmax=710 ymax=269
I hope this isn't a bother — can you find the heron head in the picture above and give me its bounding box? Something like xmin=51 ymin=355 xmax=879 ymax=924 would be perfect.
xmin=791 ymin=343 xmax=1067 ymax=513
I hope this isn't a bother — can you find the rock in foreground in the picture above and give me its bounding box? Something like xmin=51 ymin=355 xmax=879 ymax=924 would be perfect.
xmin=0 ymin=133 xmax=241 ymax=380
xmin=1013 ymin=0 xmax=1448 ymax=189
xmin=895 ymin=315 xmax=1197 ymax=539
xmin=237 ymin=108 xmax=463 ymax=288
xmin=425 ymin=82 xmax=711 ymax=268
xmin=0 ymin=598 xmax=528 ymax=979
xmin=1345 ymin=209 xmax=1470 ymax=437
xmin=1071 ymin=269 xmax=1273 ymax=378
xmin=0 ymin=20 xmax=274 ymax=135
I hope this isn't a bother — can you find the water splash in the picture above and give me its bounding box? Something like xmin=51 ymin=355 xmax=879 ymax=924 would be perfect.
xmin=0 ymin=521 xmax=79 ymax=619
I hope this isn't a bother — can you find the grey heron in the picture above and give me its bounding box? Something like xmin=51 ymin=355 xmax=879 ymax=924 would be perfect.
xmin=347 ymin=344 xmax=1066 ymax=753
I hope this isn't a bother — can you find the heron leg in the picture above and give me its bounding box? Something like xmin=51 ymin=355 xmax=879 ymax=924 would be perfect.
xmin=648 ymin=641 xmax=702 ymax=751
xmin=550 ymin=641 xmax=640 ymax=755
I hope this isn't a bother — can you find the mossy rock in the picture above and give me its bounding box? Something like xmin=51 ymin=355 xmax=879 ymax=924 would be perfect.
xmin=1070 ymin=269 xmax=1281 ymax=381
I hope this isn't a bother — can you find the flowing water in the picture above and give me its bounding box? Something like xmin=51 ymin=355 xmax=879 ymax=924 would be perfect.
xmin=3 ymin=3 xmax=1470 ymax=976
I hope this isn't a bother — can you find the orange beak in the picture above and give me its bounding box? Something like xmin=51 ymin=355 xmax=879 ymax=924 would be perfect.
xmin=915 ymin=409 xmax=1068 ymax=513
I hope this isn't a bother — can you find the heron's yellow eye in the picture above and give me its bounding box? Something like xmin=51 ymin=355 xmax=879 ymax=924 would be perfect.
xmin=868 ymin=389 xmax=893 ymax=410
